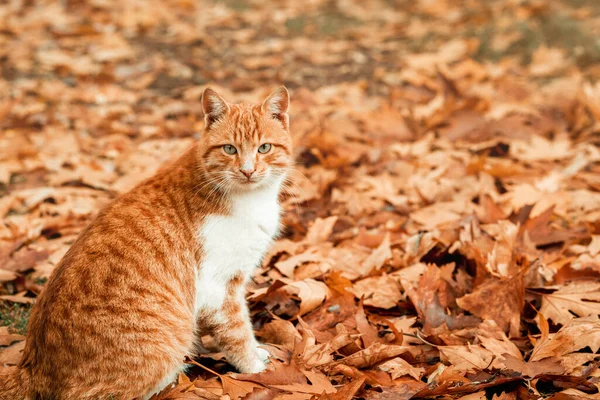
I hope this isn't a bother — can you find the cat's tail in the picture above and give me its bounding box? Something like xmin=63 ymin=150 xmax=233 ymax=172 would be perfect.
xmin=0 ymin=366 xmax=28 ymax=400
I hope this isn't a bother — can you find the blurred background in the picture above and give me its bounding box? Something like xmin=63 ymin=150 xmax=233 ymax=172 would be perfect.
xmin=1 ymin=0 xmax=599 ymax=195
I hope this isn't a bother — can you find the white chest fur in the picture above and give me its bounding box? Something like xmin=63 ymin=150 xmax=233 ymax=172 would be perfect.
xmin=194 ymin=184 xmax=281 ymax=315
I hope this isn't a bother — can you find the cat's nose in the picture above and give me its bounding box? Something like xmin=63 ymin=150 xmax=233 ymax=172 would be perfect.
xmin=240 ymin=168 xmax=255 ymax=179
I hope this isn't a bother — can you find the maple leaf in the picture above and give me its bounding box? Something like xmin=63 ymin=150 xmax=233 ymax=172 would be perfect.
xmin=475 ymin=320 xmax=522 ymax=362
xmin=539 ymin=281 xmax=600 ymax=325
xmin=402 ymin=264 xmax=480 ymax=334
xmin=332 ymin=342 xmax=410 ymax=370
xmin=256 ymin=319 xmax=301 ymax=350
xmin=456 ymin=273 xmax=524 ymax=337
xmin=360 ymin=233 xmax=392 ymax=275
xmin=530 ymin=316 xmax=600 ymax=362
xmin=377 ymin=357 xmax=424 ymax=380
xmin=0 ymin=327 xmax=26 ymax=347
xmin=235 ymin=360 xmax=335 ymax=395
xmin=314 ymin=377 xmax=364 ymax=400
xmin=280 ymin=278 xmax=330 ymax=316
xmin=351 ymin=274 xmax=402 ymax=309
xmin=355 ymin=299 xmax=379 ymax=347
xmin=501 ymin=353 xmax=564 ymax=378
xmin=294 ymin=320 xmax=359 ymax=369
xmin=439 ymin=344 xmax=496 ymax=372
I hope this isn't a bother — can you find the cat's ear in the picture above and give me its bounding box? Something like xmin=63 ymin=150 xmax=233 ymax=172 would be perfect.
xmin=262 ymin=86 xmax=290 ymax=129
xmin=202 ymin=88 xmax=230 ymax=130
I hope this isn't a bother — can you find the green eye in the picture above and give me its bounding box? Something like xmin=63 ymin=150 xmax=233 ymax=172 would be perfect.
xmin=223 ymin=145 xmax=237 ymax=155
xmin=258 ymin=143 xmax=272 ymax=154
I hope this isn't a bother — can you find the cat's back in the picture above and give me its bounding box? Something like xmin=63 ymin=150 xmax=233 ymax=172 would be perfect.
xmin=20 ymin=151 xmax=202 ymax=398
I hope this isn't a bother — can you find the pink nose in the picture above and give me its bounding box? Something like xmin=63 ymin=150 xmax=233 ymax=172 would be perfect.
xmin=240 ymin=168 xmax=255 ymax=179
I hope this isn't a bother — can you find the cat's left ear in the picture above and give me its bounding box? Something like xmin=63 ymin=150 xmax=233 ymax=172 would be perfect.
xmin=262 ymin=86 xmax=290 ymax=129
xmin=202 ymin=88 xmax=230 ymax=130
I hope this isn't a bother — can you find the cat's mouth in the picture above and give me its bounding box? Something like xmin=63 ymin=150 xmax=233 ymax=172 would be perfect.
xmin=233 ymin=177 xmax=264 ymax=189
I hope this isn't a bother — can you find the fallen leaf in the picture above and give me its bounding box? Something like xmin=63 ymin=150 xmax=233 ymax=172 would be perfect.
xmin=377 ymin=357 xmax=424 ymax=380
xmin=540 ymin=282 xmax=600 ymax=325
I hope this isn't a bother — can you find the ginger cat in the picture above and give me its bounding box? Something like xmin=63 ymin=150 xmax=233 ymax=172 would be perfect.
xmin=0 ymin=87 xmax=292 ymax=399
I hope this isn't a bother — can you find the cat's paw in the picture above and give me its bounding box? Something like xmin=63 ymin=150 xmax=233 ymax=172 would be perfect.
xmin=248 ymin=358 xmax=268 ymax=374
xmin=255 ymin=346 xmax=270 ymax=363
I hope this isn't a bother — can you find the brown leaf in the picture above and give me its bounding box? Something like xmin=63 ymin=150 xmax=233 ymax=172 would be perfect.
xmin=355 ymin=300 xmax=378 ymax=348
xmin=221 ymin=375 xmax=265 ymax=399
xmin=456 ymin=274 xmax=524 ymax=337
xmin=0 ymin=327 xmax=26 ymax=346
xmin=315 ymin=377 xmax=364 ymax=400
xmin=333 ymin=343 xmax=410 ymax=369
xmin=402 ymin=264 xmax=480 ymax=334
xmin=295 ymin=321 xmax=359 ymax=369
xmin=352 ymin=275 xmax=402 ymax=310
xmin=539 ymin=281 xmax=600 ymax=325
xmin=530 ymin=316 xmax=600 ymax=361
xmin=281 ymin=278 xmax=329 ymax=316
xmin=234 ymin=360 xmax=306 ymax=387
xmin=377 ymin=357 xmax=424 ymax=380
xmin=501 ymin=353 xmax=564 ymax=378
xmin=305 ymin=217 xmax=338 ymax=245
xmin=360 ymin=233 xmax=392 ymax=275
xmin=439 ymin=344 xmax=495 ymax=372
xmin=0 ymin=341 xmax=25 ymax=365
xmin=256 ymin=319 xmax=301 ymax=350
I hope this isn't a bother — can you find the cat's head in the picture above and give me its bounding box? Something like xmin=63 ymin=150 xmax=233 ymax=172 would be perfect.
xmin=198 ymin=87 xmax=293 ymax=193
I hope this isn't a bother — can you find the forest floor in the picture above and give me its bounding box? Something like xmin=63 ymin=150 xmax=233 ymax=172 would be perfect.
xmin=1 ymin=0 xmax=600 ymax=399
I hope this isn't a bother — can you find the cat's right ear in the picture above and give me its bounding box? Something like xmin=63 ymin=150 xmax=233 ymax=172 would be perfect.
xmin=202 ymin=88 xmax=230 ymax=130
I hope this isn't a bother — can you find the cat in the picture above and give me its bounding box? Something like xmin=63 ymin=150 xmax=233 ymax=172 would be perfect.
xmin=0 ymin=87 xmax=292 ymax=400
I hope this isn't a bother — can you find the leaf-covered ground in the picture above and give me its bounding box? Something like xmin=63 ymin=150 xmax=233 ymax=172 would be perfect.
xmin=1 ymin=0 xmax=600 ymax=399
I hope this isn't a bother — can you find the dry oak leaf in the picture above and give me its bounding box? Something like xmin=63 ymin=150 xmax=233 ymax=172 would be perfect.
xmin=235 ymin=360 xmax=335 ymax=395
xmin=185 ymin=358 xmax=263 ymax=399
xmin=315 ymin=377 xmax=364 ymax=400
xmin=364 ymin=381 xmax=424 ymax=400
xmin=154 ymin=374 xmax=220 ymax=400
xmin=154 ymin=386 xmax=219 ymax=400
xmin=0 ymin=269 xmax=17 ymax=282
xmin=0 ymin=341 xmax=25 ymax=365
xmin=459 ymin=392 xmax=486 ymax=400
xmin=438 ymin=344 xmax=496 ymax=372
xmin=377 ymin=357 xmax=424 ymax=380
xmin=530 ymin=316 xmax=600 ymax=362
xmin=360 ymin=233 xmax=392 ymax=275
xmin=256 ymin=319 xmax=301 ymax=350
xmin=456 ymin=274 xmax=524 ymax=337
xmin=501 ymin=353 xmax=564 ymax=378
xmin=401 ymin=264 xmax=479 ymax=334
xmin=552 ymin=387 xmax=600 ymax=400
xmin=539 ymin=281 xmax=600 ymax=325
xmin=280 ymin=278 xmax=329 ymax=316
xmin=332 ymin=342 xmax=411 ymax=370
xmin=305 ymin=216 xmax=338 ymax=245
xmin=475 ymin=320 xmax=522 ymax=363
xmin=355 ymin=300 xmax=379 ymax=348
xmin=274 ymin=249 xmax=326 ymax=278
xmin=351 ymin=274 xmax=402 ymax=309
xmin=0 ymin=327 xmax=26 ymax=347
xmin=220 ymin=375 xmax=265 ymax=400
xmin=295 ymin=321 xmax=359 ymax=369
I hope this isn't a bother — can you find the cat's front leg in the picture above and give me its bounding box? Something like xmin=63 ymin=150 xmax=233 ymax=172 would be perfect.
xmin=210 ymin=275 xmax=269 ymax=374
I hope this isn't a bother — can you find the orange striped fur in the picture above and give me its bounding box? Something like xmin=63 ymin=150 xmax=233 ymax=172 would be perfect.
xmin=1 ymin=87 xmax=293 ymax=400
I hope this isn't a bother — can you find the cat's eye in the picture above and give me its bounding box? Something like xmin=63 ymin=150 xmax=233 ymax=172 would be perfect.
xmin=258 ymin=143 xmax=272 ymax=154
xmin=223 ymin=145 xmax=237 ymax=155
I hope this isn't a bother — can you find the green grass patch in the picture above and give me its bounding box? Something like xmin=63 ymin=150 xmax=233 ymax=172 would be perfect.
xmin=0 ymin=302 xmax=32 ymax=335
xmin=471 ymin=10 xmax=600 ymax=68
